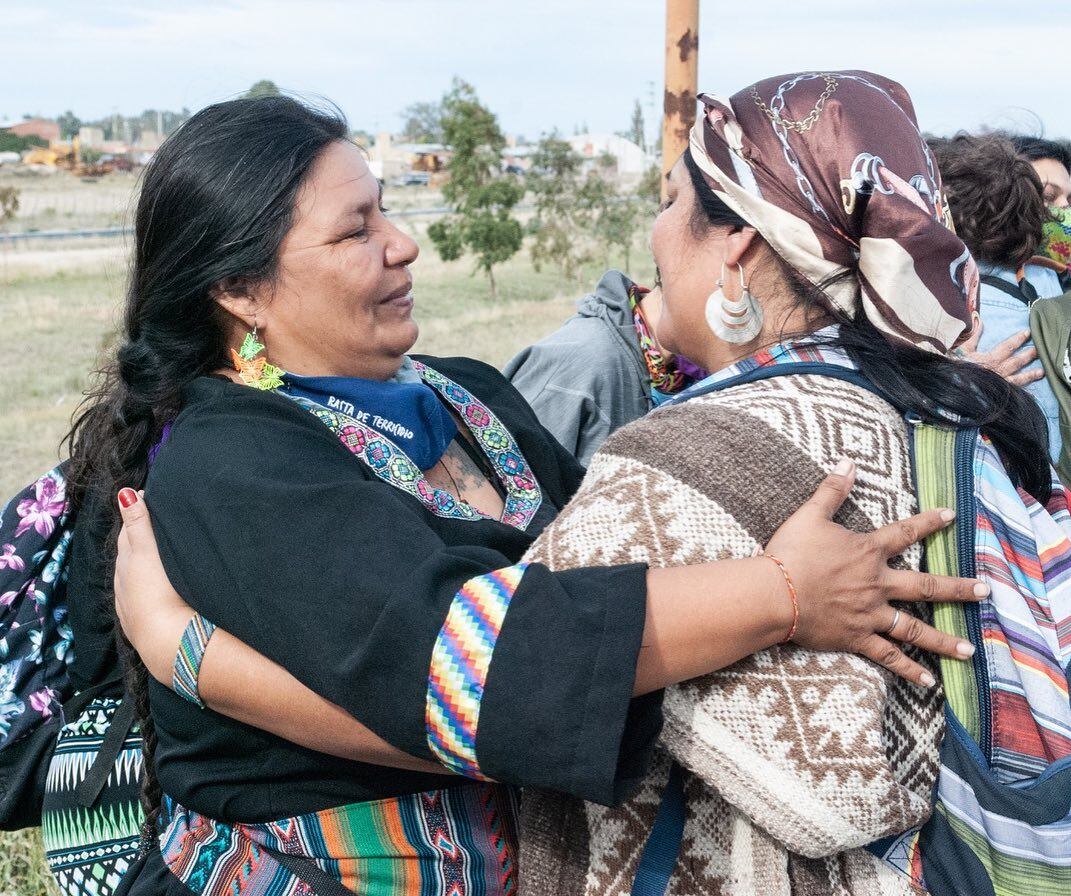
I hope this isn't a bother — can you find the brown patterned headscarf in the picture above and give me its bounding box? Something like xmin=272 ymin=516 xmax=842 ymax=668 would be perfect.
xmin=689 ymin=71 xmax=978 ymax=353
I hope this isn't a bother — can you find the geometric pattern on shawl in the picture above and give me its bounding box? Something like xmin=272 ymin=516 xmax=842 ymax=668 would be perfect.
xmin=690 ymin=336 xmax=1071 ymax=894
xmin=518 ymin=338 xmax=943 ymax=895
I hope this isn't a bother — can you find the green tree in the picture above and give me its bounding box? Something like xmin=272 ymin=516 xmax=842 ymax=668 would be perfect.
xmin=586 ymin=176 xmax=645 ymax=272
xmin=0 ymin=131 xmax=45 ymax=153
xmin=628 ymin=99 xmax=646 ymax=152
xmin=637 ymin=163 xmax=662 ymax=205
xmin=527 ymin=134 xmax=597 ymax=283
xmin=400 ymin=100 xmax=444 ymax=144
xmin=246 ymin=79 xmax=281 ymax=98
xmin=585 ymin=158 xmax=660 ymax=272
xmin=427 ymin=79 xmax=523 ymax=300
xmin=57 ymin=110 xmax=82 ymax=140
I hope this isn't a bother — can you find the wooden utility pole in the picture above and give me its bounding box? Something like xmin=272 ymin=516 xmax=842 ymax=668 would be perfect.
xmin=662 ymin=0 xmax=700 ymax=198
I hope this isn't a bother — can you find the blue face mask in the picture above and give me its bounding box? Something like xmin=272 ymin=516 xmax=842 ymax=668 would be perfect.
xmin=280 ymin=371 xmax=458 ymax=470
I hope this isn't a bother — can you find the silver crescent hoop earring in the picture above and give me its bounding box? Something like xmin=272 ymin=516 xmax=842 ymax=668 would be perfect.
xmin=704 ymin=260 xmax=764 ymax=344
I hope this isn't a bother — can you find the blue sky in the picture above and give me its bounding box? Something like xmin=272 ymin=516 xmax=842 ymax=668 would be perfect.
xmin=6 ymin=1 xmax=1067 ymax=140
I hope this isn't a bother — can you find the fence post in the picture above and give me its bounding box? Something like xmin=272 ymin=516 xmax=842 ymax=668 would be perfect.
xmin=661 ymin=0 xmax=700 ymax=200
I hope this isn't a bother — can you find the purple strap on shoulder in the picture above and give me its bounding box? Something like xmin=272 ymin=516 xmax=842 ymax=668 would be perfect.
xmin=148 ymin=422 xmax=173 ymax=466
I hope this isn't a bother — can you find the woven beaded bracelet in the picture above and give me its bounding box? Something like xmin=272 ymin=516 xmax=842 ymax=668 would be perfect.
xmin=172 ymin=613 xmax=217 ymax=708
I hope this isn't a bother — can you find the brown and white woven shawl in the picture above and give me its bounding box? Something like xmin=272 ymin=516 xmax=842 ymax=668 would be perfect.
xmin=519 ymin=375 xmax=943 ymax=896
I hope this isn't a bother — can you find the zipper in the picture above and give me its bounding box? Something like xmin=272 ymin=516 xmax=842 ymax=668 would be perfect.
xmin=953 ymin=426 xmax=991 ymax=760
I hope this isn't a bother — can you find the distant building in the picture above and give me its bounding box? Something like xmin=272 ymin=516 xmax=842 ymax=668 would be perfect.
xmin=135 ymin=130 xmax=164 ymax=151
xmin=568 ymin=134 xmax=652 ymax=176
xmin=78 ymin=126 xmax=106 ymax=149
xmin=3 ymin=118 xmax=60 ymax=143
xmin=369 ymin=132 xmax=451 ymax=183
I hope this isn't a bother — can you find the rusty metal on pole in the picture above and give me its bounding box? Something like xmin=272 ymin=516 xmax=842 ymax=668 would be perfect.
xmin=661 ymin=0 xmax=699 ymax=199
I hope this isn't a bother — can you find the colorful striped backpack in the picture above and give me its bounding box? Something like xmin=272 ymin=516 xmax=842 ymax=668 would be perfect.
xmin=872 ymin=421 xmax=1071 ymax=896
xmin=634 ymin=358 xmax=1071 ymax=896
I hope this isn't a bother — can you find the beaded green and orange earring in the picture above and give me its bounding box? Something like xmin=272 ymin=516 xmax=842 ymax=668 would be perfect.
xmin=230 ymin=325 xmax=284 ymax=390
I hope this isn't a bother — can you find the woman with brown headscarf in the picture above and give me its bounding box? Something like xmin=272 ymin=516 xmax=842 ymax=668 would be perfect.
xmin=512 ymin=71 xmax=1056 ymax=895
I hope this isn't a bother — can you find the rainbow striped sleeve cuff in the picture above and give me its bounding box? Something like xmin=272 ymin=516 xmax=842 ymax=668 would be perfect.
xmin=425 ymin=563 xmax=529 ymax=779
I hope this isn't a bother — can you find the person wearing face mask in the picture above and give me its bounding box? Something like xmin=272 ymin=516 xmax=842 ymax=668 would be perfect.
xmin=1011 ymin=139 xmax=1071 ymax=484
xmin=503 ymin=272 xmax=707 ymax=467
xmin=1013 ymin=135 xmax=1071 ymax=289
xmin=1039 ymin=202 xmax=1071 ymax=279
xmin=1012 ymin=135 xmax=1071 ymax=210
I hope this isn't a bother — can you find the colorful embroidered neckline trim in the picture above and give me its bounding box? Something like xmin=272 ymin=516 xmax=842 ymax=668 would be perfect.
xmin=285 ymin=363 xmax=543 ymax=531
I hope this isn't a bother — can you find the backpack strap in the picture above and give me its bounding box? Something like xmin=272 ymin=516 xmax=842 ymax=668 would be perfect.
xmin=268 ymin=849 xmax=356 ymax=896
xmin=73 ymin=693 xmax=137 ymax=808
xmin=980 ymin=273 xmax=1039 ymax=307
xmin=112 ymin=840 xmax=357 ymax=896
xmin=667 ymin=361 xmax=897 ymax=409
xmin=630 ymin=762 xmax=686 ymax=896
xmin=905 ymin=420 xmax=988 ymax=750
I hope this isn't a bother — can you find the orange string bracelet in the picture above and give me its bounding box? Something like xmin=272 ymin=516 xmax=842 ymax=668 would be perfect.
xmin=764 ymin=555 xmax=799 ymax=643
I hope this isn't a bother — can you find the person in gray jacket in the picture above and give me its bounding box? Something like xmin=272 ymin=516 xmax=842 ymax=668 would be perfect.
xmin=504 ymin=269 xmax=704 ymax=465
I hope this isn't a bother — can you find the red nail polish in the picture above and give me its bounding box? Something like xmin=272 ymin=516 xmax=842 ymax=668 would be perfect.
xmin=118 ymin=488 xmax=138 ymax=508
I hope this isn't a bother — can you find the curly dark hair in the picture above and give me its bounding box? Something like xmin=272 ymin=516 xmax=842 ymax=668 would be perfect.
xmin=930 ymin=133 xmax=1045 ymax=269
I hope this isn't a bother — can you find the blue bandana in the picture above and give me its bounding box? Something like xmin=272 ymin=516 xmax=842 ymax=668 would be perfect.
xmin=280 ymin=370 xmax=458 ymax=470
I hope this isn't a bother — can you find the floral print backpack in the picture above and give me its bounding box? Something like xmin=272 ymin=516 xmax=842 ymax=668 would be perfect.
xmin=0 ymin=464 xmax=144 ymax=896
xmin=0 ymin=464 xmax=80 ymax=827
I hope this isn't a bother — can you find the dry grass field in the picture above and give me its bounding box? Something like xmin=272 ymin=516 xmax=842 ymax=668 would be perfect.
xmin=0 ymin=172 xmax=654 ymax=894
xmin=0 ymin=169 xmax=444 ymax=235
